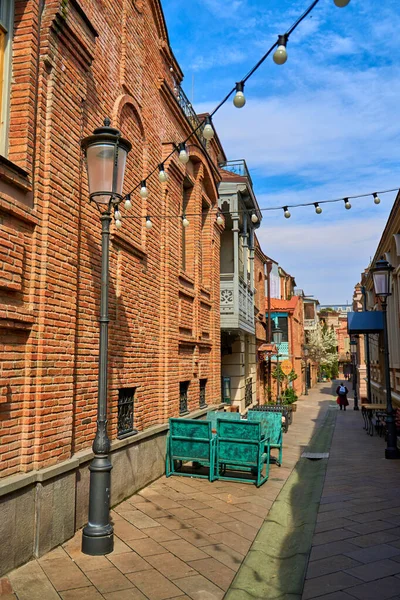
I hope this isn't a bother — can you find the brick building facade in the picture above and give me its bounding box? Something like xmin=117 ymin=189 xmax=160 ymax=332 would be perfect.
xmin=268 ymin=296 xmax=305 ymax=398
xmin=0 ymin=0 xmax=225 ymax=573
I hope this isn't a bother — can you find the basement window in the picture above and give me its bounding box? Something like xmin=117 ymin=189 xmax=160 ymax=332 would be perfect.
xmin=199 ymin=379 xmax=207 ymax=408
xmin=117 ymin=387 xmax=137 ymax=438
xmin=179 ymin=381 xmax=190 ymax=415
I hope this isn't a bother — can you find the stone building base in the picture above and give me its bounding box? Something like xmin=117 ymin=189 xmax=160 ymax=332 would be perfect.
xmin=0 ymin=405 xmax=219 ymax=577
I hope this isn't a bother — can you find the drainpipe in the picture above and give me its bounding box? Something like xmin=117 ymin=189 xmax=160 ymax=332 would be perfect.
xmin=361 ymin=286 xmax=372 ymax=403
xmin=266 ymin=261 xmax=272 ymax=402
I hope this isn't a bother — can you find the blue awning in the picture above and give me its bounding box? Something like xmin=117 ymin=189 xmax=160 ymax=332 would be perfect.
xmin=347 ymin=311 xmax=383 ymax=334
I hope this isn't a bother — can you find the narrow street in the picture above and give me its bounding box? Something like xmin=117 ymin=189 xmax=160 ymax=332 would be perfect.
xmin=3 ymin=384 xmax=399 ymax=600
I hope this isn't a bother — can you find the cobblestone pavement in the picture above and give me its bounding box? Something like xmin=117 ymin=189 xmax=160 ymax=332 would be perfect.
xmin=5 ymin=384 xmax=399 ymax=600
xmin=1 ymin=385 xmax=330 ymax=600
xmin=301 ymin=386 xmax=400 ymax=600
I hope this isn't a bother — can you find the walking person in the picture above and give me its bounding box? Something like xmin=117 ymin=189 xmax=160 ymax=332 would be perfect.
xmin=336 ymin=382 xmax=349 ymax=410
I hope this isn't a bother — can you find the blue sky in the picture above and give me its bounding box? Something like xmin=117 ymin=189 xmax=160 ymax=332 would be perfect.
xmin=162 ymin=0 xmax=400 ymax=304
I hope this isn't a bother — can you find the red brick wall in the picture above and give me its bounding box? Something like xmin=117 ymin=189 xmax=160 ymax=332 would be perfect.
xmin=0 ymin=0 xmax=222 ymax=477
xmin=254 ymin=243 xmax=267 ymax=404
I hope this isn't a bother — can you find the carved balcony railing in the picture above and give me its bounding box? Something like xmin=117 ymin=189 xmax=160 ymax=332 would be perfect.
xmin=218 ymin=159 xmax=253 ymax=189
xmin=173 ymin=83 xmax=207 ymax=149
xmin=304 ymin=319 xmax=318 ymax=329
xmin=220 ymin=273 xmax=255 ymax=334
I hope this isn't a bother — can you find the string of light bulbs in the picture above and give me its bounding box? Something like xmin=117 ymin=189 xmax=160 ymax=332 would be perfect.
xmin=121 ymin=187 xmax=398 ymax=230
xmin=113 ymin=0 xmax=351 ymax=229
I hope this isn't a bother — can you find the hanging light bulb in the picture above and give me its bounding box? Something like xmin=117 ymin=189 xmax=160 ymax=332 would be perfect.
xmin=314 ymin=203 xmax=322 ymax=215
xmin=182 ymin=215 xmax=189 ymax=228
xmin=251 ymin=213 xmax=259 ymax=224
xmin=283 ymin=206 xmax=291 ymax=219
xmin=178 ymin=143 xmax=189 ymax=164
xmin=233 ymin=82 xmax=246 ymax=108
xmin=114 ymin=209 xmax=122 ymax=221
xmin=115 ymin=219 xmax=122 ymax=229
xmin=203 ymin=116 xmax=215 ymax=141
xmin=124 ymin=194 xmax=132 ymax=210
xmin=140 ymin=181 xmax=148 ymax=198
xmin=158 ymin=164 xmax=168 ymax=183
xmin=216 ymin=213 xmax=224 ymax=225
xmin=373 ymin=193 xmax=381 ymax=205
xmin=334 ymin=0 xmax=351 ymax=7
xmin=145 ymin=216 xmax=153 ymax=229
xmin=273 ymin=34 xmax=288 ymax=65
xmin=344 ymin=198 xmax=352 ymax=210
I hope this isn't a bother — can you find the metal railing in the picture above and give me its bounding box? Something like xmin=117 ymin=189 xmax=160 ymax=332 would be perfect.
xmin=245 ymin=377 xmax=253 ymax=407
xmin=117 ymin=387 xmax=136 ymax=438
xmin=218 ymin=159 xmax=253 ymax=189
xmin=199 ymin=379 xmax=207 ymax=408
xmin=179 ymin=381 xmax=189 ymax=415
xmin=174 ymin=84 xmax=207 ymax=148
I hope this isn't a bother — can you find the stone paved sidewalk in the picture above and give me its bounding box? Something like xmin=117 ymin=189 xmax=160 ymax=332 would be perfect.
xmin=302 ymin=394 xmax=400 ymax=600
xmin=1 ymin=385 xmax=332 ymax=600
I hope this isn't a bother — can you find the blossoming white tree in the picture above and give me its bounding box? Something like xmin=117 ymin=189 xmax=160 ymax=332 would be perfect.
xmin=307 ymin=323 xmax=339 ymax=376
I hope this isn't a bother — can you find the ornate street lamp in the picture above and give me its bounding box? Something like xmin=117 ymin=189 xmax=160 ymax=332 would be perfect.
xmin=81 ymin=119 xmax=132 ymax=554
xmin=272 ymin=325 xmax=283 ymax=402
xmin=371 ymin=257 xmax=399 ymax=459
xmin=350 ymin=337 xmax=359 ymax=411
xmin=361 ymin=286 xmax=372 ymax=403
xmin=303 ymin=345 xmax=310 ymax=395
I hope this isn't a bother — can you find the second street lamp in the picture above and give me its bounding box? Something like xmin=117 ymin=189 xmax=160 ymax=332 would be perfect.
xmin=81 ymin=118 xmax=132 ymax=554
xmin=303 ymin=345 xmax=309 ymax=395
xmin=350 ymin=337 xmax=359 ymax=411
xmin=272 ymin=325 xmax=283 ymax=402
xmin=371 ymin=257 xmax=399 ymax=459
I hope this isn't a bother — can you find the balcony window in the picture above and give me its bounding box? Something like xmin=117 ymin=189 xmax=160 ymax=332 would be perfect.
xmin=304 ymin=303 xmax=315 ymax=320
xmin=0 ymin=0 xmax=13 ymax=156
xmin=277 ymin=317 xmax=289 ymax=342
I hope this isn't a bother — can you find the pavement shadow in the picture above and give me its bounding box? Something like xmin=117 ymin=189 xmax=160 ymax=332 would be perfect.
xmin=225 ymin=384 xmax=338 ymax=600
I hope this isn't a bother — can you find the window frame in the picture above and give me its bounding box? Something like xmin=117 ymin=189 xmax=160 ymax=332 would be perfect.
xmin=0 ymin=0 xmax=13 ymax=157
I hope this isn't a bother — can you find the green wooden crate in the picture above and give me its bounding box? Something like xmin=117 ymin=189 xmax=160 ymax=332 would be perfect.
xmin=248 ymin=411 xmax=283 ymax=466
xmin=215 ymin=420 xmax=271 ymax=487
xmin=166 ymin=418 xmax=216 ymax=481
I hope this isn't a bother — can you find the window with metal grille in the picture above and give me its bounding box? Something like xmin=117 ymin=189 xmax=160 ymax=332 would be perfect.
xmin=245 ymin=377 xmax=253 ymax=407
xmin=179 ymin=381 xmax=190 ymax=415
xmin=117 ymin=387 xmax=137 ymax=438
xmin=199 ymin=379 xmax=207 ymax=408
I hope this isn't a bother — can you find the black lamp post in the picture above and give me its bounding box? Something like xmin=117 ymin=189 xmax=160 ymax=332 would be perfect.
xmin=272 ymin=325 xmax=283 ymax=402
xmin=361 ymin=286 xmax=372 ymax=403
xmin=81 ymin=119 xmax=132 ymax=554
xmin=371 ymin=257 xmax=399 ymax=459
xmin=350 ymin=337 xmax=359 ymax=411
xmin=303 ymin=345 xmax=310 ymax=395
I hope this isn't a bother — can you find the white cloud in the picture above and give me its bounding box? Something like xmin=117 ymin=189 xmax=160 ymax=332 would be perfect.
xmin=192 ymin=49 xmax=247 ymax=71
xmin=256 ymin=215 xmax=388 ymax=303
xmin=200 ymin=0 xmax=246 ymax=18
xmin=196 ymin=63 xmax=400 ymax=183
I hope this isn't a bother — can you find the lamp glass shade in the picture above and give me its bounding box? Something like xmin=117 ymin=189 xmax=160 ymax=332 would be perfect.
xmin=272 ymin=326 xmax=283 ymax=345
xmin=373 ymin=270 xmax=390 ymax=297
xmin=86 ymin=143 xmax=127 ymax=203
xmin=82 ymin=120 xmax=131 ymax=204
